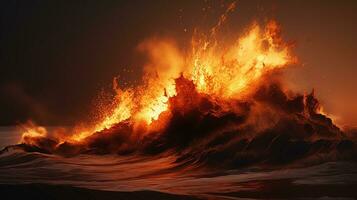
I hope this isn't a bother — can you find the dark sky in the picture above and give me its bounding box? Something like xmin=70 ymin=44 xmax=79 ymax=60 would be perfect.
xmin=1 ymin=0 xmax=357 ymax=127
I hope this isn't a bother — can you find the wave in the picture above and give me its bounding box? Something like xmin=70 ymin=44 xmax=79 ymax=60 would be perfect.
xmin=2 ymin=78 xmax=356 ymax=170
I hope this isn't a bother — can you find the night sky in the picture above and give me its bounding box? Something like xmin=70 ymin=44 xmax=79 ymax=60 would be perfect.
xmin=1 ymin=0 xmax=357 ymax=127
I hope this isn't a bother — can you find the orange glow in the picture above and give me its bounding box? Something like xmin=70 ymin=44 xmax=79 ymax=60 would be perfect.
xmin=188 ymin=21 xmax=292 ymax=99
xmin=20 ymin=16 xmax=294 ymax=144
xmin=20 ymin=121 xmax=47 ymax=145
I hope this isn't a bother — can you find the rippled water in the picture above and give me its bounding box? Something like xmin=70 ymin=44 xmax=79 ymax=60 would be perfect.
xmin=1 ymin=127 xmax=356 ymax=199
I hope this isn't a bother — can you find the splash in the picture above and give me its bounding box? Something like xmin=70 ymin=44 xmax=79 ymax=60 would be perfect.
xmin=188 ymin=20 xmax=292 ymax=99
xmin=20 ymin=121 xmax=47 ymax=145
xmin=2 ymin=6 xmax=356 ymax=200
xmin=14 ymin=5 xmax=352 ymax=166
xmin=62 ymin=18 xmax=294 ymax=143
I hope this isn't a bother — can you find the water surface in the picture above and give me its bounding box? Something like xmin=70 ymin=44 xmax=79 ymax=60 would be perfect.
xmin=1 ymin=127 xmax=356 ymax=199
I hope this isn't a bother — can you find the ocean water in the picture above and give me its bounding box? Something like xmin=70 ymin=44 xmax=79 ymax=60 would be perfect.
xmin=0 ymin=127 xmax=356 ymax=199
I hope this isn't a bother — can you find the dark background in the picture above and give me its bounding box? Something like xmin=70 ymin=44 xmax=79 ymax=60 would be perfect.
xmin=1 ymin=0 xmax=356 ymax=127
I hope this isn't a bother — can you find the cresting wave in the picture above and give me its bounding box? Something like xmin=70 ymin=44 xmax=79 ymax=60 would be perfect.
xmin=1 ymin=3 xmax=356 ymax=169
xmin=4 ymin=77 xmax=356 ymax=168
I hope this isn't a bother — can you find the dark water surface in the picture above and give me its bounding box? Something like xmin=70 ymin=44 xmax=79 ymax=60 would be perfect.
xmin=1 ymin=127 xmax=356 ymax=199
